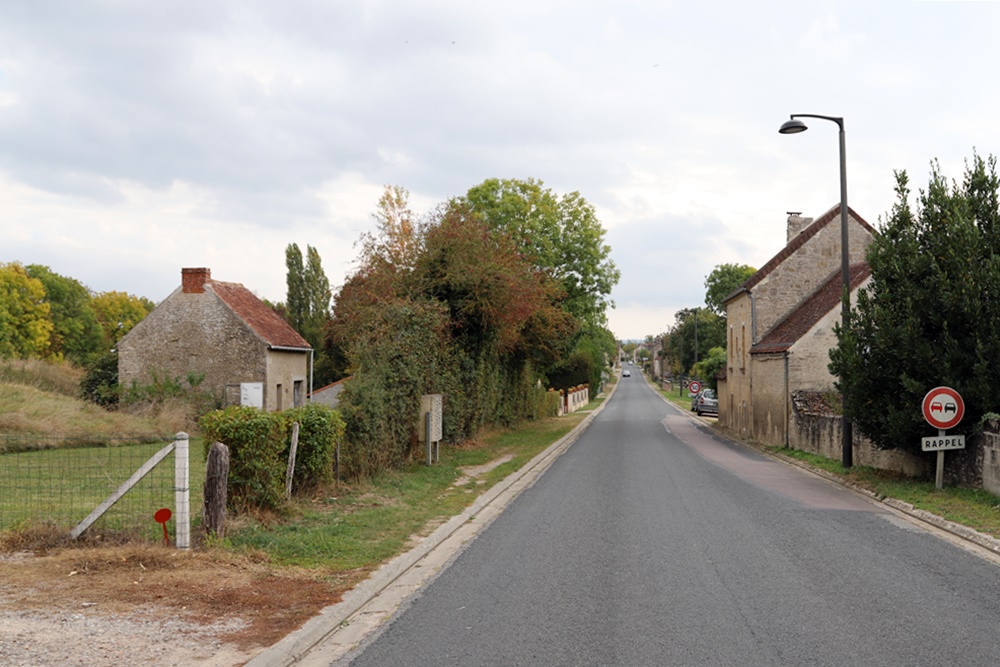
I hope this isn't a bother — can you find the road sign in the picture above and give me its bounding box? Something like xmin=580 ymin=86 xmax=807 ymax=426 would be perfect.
xmin=921 ymin=434 xmax=966 ymax=452
xmin=922 ymin=386 xmax=964 ymax=430
xmin=688 ymin=381 xmax=702 ymax=394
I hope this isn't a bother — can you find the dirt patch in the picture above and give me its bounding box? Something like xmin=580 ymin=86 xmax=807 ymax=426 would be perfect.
xmin=453 ymin=454 xmax=513 ymax=486
xmin=0 ymin=543 xmax=348 ymax=666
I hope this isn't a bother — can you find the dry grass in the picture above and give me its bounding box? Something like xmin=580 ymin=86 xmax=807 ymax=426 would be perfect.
xmin=0 ymin=359 xmax=192 ymax=438
xmin=0 ymin=541 xmax=342 ymax=650
xmin=0 ymin=358 xmax=83 ymax=397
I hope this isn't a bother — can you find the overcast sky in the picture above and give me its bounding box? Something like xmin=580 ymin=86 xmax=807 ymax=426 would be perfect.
xmin=2 ymin=1 xmax=998 ymax=341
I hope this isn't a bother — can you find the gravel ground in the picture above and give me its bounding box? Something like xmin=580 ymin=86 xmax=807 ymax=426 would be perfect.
xmin=0 ymin=608 xmax=255 ymax=667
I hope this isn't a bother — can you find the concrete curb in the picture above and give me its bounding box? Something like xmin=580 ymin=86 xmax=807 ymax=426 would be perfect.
xmin=246 ymin=381 xmax=619 ymax=667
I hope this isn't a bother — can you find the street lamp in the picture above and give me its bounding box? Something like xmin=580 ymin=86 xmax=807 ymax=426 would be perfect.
xmin=779 ymin=113 xmax=853 ymax=468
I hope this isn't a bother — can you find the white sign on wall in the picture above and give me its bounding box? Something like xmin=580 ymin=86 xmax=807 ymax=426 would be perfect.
xmin=241 ymin=382 xmax=263 ymax=408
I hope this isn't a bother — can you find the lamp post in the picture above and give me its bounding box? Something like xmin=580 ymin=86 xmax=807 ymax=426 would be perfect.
xmin=779 ymin=113 xmax=853 ymax=468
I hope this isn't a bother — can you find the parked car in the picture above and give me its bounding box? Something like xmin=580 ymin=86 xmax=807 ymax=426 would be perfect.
xmin=692 ymin=388 xmax=718 ymax=416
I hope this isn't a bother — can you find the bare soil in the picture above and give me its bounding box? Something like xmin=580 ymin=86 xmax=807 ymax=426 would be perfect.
xmin=0 ymin=542 xmax=354 ymax=667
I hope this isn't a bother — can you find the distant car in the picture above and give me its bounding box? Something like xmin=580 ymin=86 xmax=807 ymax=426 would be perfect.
xmin=622 ymin=369 xmax=631 ymax=377
xmin=692 ymin=388 xmax=718 ymax=416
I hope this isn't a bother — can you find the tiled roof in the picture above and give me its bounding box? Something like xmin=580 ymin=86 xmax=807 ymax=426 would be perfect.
xmin=209 ymin=281 xmax=312 ymax=350
xmin=750 ymin=262 xmax=870 ymax=355
xmin=722 ymin=204 xmax=876 ymax=304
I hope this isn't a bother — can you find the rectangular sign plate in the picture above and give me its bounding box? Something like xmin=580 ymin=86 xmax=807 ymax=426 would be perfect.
xmin=921 ymin=435 xmax=966 ymax=452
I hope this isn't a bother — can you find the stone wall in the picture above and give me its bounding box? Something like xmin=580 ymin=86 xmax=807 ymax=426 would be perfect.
xmin=119 ymin=287 xmax=268 ymax=405
xmin=789 ymin=391 xmax=930 ymax=478
xmin=751 ymin=354 xmax=786 ymax=447
xmin=752 ymin=212 xmax=871 ymax=339
xmin=722 ymin=293 xmax=753 ymax=438
xmin=981 ymin=422 xmax=1000 ymax=496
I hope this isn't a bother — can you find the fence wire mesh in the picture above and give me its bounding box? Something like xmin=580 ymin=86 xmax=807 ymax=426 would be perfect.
xmin=0 ymin=435 xmax=203 ymax=542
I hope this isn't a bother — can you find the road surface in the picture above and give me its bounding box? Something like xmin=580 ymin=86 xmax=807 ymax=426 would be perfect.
xmin=336 ymin=371 xmax=1000 ymax=666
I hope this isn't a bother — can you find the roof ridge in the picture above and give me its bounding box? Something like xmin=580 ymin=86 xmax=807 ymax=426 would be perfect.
xmin=750 ymin=262 xmax=870 ymax=354
xmin=724 ymin=204 xmax=875 ymax=303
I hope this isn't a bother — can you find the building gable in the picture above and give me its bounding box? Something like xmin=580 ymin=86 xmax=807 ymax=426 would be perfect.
xmin=751 ymin=263 xmax=870 ymax=355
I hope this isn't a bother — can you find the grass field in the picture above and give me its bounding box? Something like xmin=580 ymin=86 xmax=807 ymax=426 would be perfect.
xmin=0 ymin=437 xmax=206 ymax=542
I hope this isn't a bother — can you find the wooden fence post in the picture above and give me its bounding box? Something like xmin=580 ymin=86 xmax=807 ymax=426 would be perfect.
xmin=285 ymin=422 xmax=300 ymax=500
xmin=203 ymin=442 xmax=229 ymax=538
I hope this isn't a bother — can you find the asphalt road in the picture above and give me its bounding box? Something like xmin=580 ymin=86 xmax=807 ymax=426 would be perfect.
xmin=338 ymin=371 xmax=1000 ymax=666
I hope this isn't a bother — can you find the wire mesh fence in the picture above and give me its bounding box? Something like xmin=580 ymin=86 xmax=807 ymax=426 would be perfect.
xmin=0 ymin=435 xmax=204 ymax=543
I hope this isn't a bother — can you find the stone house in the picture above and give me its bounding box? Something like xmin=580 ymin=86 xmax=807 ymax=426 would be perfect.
xmin=717 ymin=205 xmax=876 ymax=446
xmin=118 ymin=267 xmax=312 ymax=412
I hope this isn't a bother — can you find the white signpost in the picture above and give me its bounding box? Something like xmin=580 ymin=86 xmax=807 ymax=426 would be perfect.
xmin=921 ymin=386 xmax=965 ymax=489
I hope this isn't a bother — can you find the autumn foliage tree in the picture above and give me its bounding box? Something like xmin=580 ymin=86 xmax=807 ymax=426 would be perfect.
xmin=331 ymin=188 xmax=577 ymax=476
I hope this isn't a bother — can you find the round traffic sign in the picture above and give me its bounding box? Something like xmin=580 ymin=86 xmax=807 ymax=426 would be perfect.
xmin=922 ymin=386 xmax=964 ymax=430
xmin=688 ymin=380 xmax=702 ymax=394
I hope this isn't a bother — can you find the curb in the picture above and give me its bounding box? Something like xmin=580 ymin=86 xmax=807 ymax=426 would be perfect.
xmin=246 ymin=381 xmax=619 ymax=667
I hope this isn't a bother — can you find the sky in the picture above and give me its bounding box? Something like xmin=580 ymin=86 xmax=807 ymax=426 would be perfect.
xmin=2 ymin=1 xmax=999 ymax=341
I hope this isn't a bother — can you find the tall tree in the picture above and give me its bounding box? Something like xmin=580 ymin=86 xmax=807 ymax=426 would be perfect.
xmin=26 ymin=264 xmax=104 ymax=364
xmin=285 ymin=243 xmax=307 ymax=333
xmin=0 ymin=262 xmax=53 ymax=359
xmin=831 ymin=154 xmax=1000 ymax=453
xmin=458 ymin=178 xmax=620 ymax=327
xmin=663 ymin=307 xmax=726 ymax=376
xmin=90 ymin=291 xmax=155 ymax=348
xmin=303 ymin=245 xmax=331 ymax=348
xmin=705 ymin=263 xmax=756 ymax=315
xmin=285 ymin=243 xmax=331 ymax=351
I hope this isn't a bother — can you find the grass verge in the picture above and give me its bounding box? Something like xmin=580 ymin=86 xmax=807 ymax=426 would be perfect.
xmin=771 ymin=447 xmax=1000 ymax=538
xmin=219 ymin=400 xmax=602 ymax=585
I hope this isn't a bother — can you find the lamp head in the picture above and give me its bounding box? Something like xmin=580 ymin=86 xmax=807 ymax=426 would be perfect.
xmin=779 ymin=118 xmax=808 ymax=134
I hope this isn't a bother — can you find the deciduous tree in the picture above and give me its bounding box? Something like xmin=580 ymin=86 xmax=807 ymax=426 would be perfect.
xmin=458 ymin=178 xmax=620 ymax=327
xmin=90 ymin=291 xmax=155 ymax=348
xmin=705 ymin=263 xmax=756 ymax=315
xmin=0 ymin=262 xmax=52 ymax=359
xmin=26 ymin=264 xmax=104 ymax=364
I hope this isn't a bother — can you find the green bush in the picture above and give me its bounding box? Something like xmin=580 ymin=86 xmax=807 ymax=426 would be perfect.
xmin=198 ymin=406 xmax=288 ymax=512
xmin=283 ymin=403 xmax=345 ymax=490
xmin=80 ymin=351 xmax=120 ymax=407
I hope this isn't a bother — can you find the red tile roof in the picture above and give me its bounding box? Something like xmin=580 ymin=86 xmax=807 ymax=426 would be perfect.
xmin=723 ymin=204 xmax=876 ymax=304
xmin=209 ymin=281 xmax=312 ymax=350
xmin=750 ymin=262 xmax=870 ymax=355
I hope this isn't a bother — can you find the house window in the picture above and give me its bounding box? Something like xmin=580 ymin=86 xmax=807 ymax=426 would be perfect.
xmin=294 ymin=380 xmax=304 ymax=407
xmin=276 ymin=383 xmax=283 ymax=411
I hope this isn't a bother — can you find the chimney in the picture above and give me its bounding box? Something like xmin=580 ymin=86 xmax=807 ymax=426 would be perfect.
xmin=786 ymin=212 xmax=813 ymax=243
xmin=182 ymin=267 xmax=211 ymax=293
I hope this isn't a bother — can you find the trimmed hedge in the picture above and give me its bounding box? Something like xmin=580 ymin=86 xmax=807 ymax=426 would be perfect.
xmin=283 ymin=403 xmax=345 ymax=490
xmin=199 ymin=406 xmax=287 ymax=512
xmin=198 ymin=403 xmax=347 ymax=512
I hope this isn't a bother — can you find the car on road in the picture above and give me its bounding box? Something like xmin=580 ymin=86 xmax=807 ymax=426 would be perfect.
xmin=622 ymin=369 xmax=631 ymax=377
xmin=692 ymin=388 xmax=718 ymax=416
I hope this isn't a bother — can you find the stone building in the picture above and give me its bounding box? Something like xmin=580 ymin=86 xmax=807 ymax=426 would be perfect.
xmin=118 ymin=267 xmax=312 ymax=412
xmin=718 ymin=205 xmax=875 ymax=445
